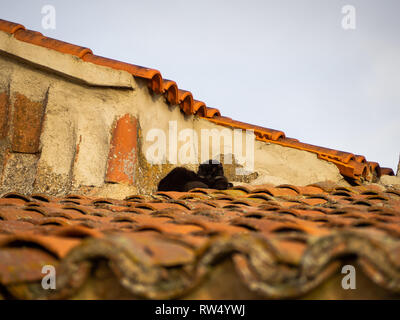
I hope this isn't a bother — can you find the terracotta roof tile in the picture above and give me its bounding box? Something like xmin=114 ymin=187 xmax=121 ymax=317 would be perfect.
xmin=13 ymin=29 xmax=92 ymax=58
xmin=0 ymin=183 xmax=399 ymax=299
xmin=178 ymin=89 xmax=194 ymax=115
xmin=0 ymin=19 xmax=25 ymax=34
xmin=162 ymin=79 xmax=179 ymax=105
xmin=0 ymin=247 xmax=57 ymax=285
xmin=82 ymin=53 xmax=163 ymax=93
xmin=0 ymin=18 xmax=392 ymax=181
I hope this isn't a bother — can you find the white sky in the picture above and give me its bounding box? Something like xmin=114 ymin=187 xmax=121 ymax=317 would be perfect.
xmin=1 ymin=0 xmax=399 ymax=171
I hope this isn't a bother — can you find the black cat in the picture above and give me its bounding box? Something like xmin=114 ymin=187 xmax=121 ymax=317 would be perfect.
xmin=197 ymin=159 xmax=233 ymax=190
xmin=157 ymin=160 xmax=233 ymax=192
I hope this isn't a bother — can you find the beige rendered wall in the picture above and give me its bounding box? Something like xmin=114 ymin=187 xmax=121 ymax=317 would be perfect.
xmin=0 ymin=31 xmax=345 ymax=198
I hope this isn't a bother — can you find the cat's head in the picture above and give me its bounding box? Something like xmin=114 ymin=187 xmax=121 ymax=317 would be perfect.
xmin=197 ymin=159 xmax=224 ymax=180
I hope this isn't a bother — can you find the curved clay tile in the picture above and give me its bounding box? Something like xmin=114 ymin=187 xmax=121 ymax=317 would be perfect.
xmin=275 ymin=184 xmax=301 ymax=194
xmin=319 ymin=156 xmax=368 ymax=179
xmin=204 ymin=107 xmax=221 ymax=118
xmin=0 ymin=19 xmax=25 ymax=34
xmin=369 ymin=161 xmax=381 ymax=177
xmin=162 ymin=79 xmax=179 ymax=105
xmin=206 ymin=116 xmax=285 ymax=141
xmin=354 ymin=155 xmax=366 ymax=163
xmin=30 ymin=194 xmax=53 ymax=203
xmin=283 ymin=137 xmax=299 ymax=142
xmin=348 ymin=160 xmax=368 ymax=177
xmin=381 ymin=167 xmax=395 ymax=176
xmin=280 ymin=140 xmax=356 ymax=164
xmin=13 ymin=29 xmax=92 ymax=58
xmin=37 ymin=217 xmax=72 ymax=226
xmin=193 ymin=100 xmax=206 ymax=116
xmin=37 ymin=36 xmax=92 ymax=58
xmin=82 ymin=54 xmax=163 ymax=93
xmin=13 ymin=29 xmax=44 ymax=42
xmin=0 ymin=234 xmax=80 ymax=259
xmin=51 ymin=225 xmax=103 ymax=239
xmin=178 ymin=89 xmax=194 ymax=115
xmin=2 ymin=192 xmax=31 ymax=202
xmin=0 ymin=183 xmax=398 ymax=299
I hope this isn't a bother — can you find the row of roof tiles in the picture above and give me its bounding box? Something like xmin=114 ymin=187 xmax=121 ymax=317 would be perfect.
xmin=0 ymin=182 xmax=399 ymax=299
xmin=0 ymin=19 xmax=395 ymax=181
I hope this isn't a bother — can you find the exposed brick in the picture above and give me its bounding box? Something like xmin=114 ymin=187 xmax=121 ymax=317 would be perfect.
xmin=0 ymin=91 xmax=9 ymax=138
xmin=105 ymin=114 xmax=137 ymax=184
xmin=11 ymin=93 xmax=45 ymax=153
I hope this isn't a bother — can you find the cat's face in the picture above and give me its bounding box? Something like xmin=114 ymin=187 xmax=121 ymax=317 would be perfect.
xmin=197 ymin=160 xmax=224 ymax=180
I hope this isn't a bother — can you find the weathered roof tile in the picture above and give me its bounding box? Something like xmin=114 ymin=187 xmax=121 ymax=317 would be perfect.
xmin=0 ymin=182 xmax=399 ymax=299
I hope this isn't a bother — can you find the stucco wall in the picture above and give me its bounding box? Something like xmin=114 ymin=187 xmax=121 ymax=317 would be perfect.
xmin=0 ymin=31 xmax=346 ymax=198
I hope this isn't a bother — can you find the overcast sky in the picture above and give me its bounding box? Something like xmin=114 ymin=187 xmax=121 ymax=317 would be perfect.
xmin=1 ymin=0 xmax=399 ymax=171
